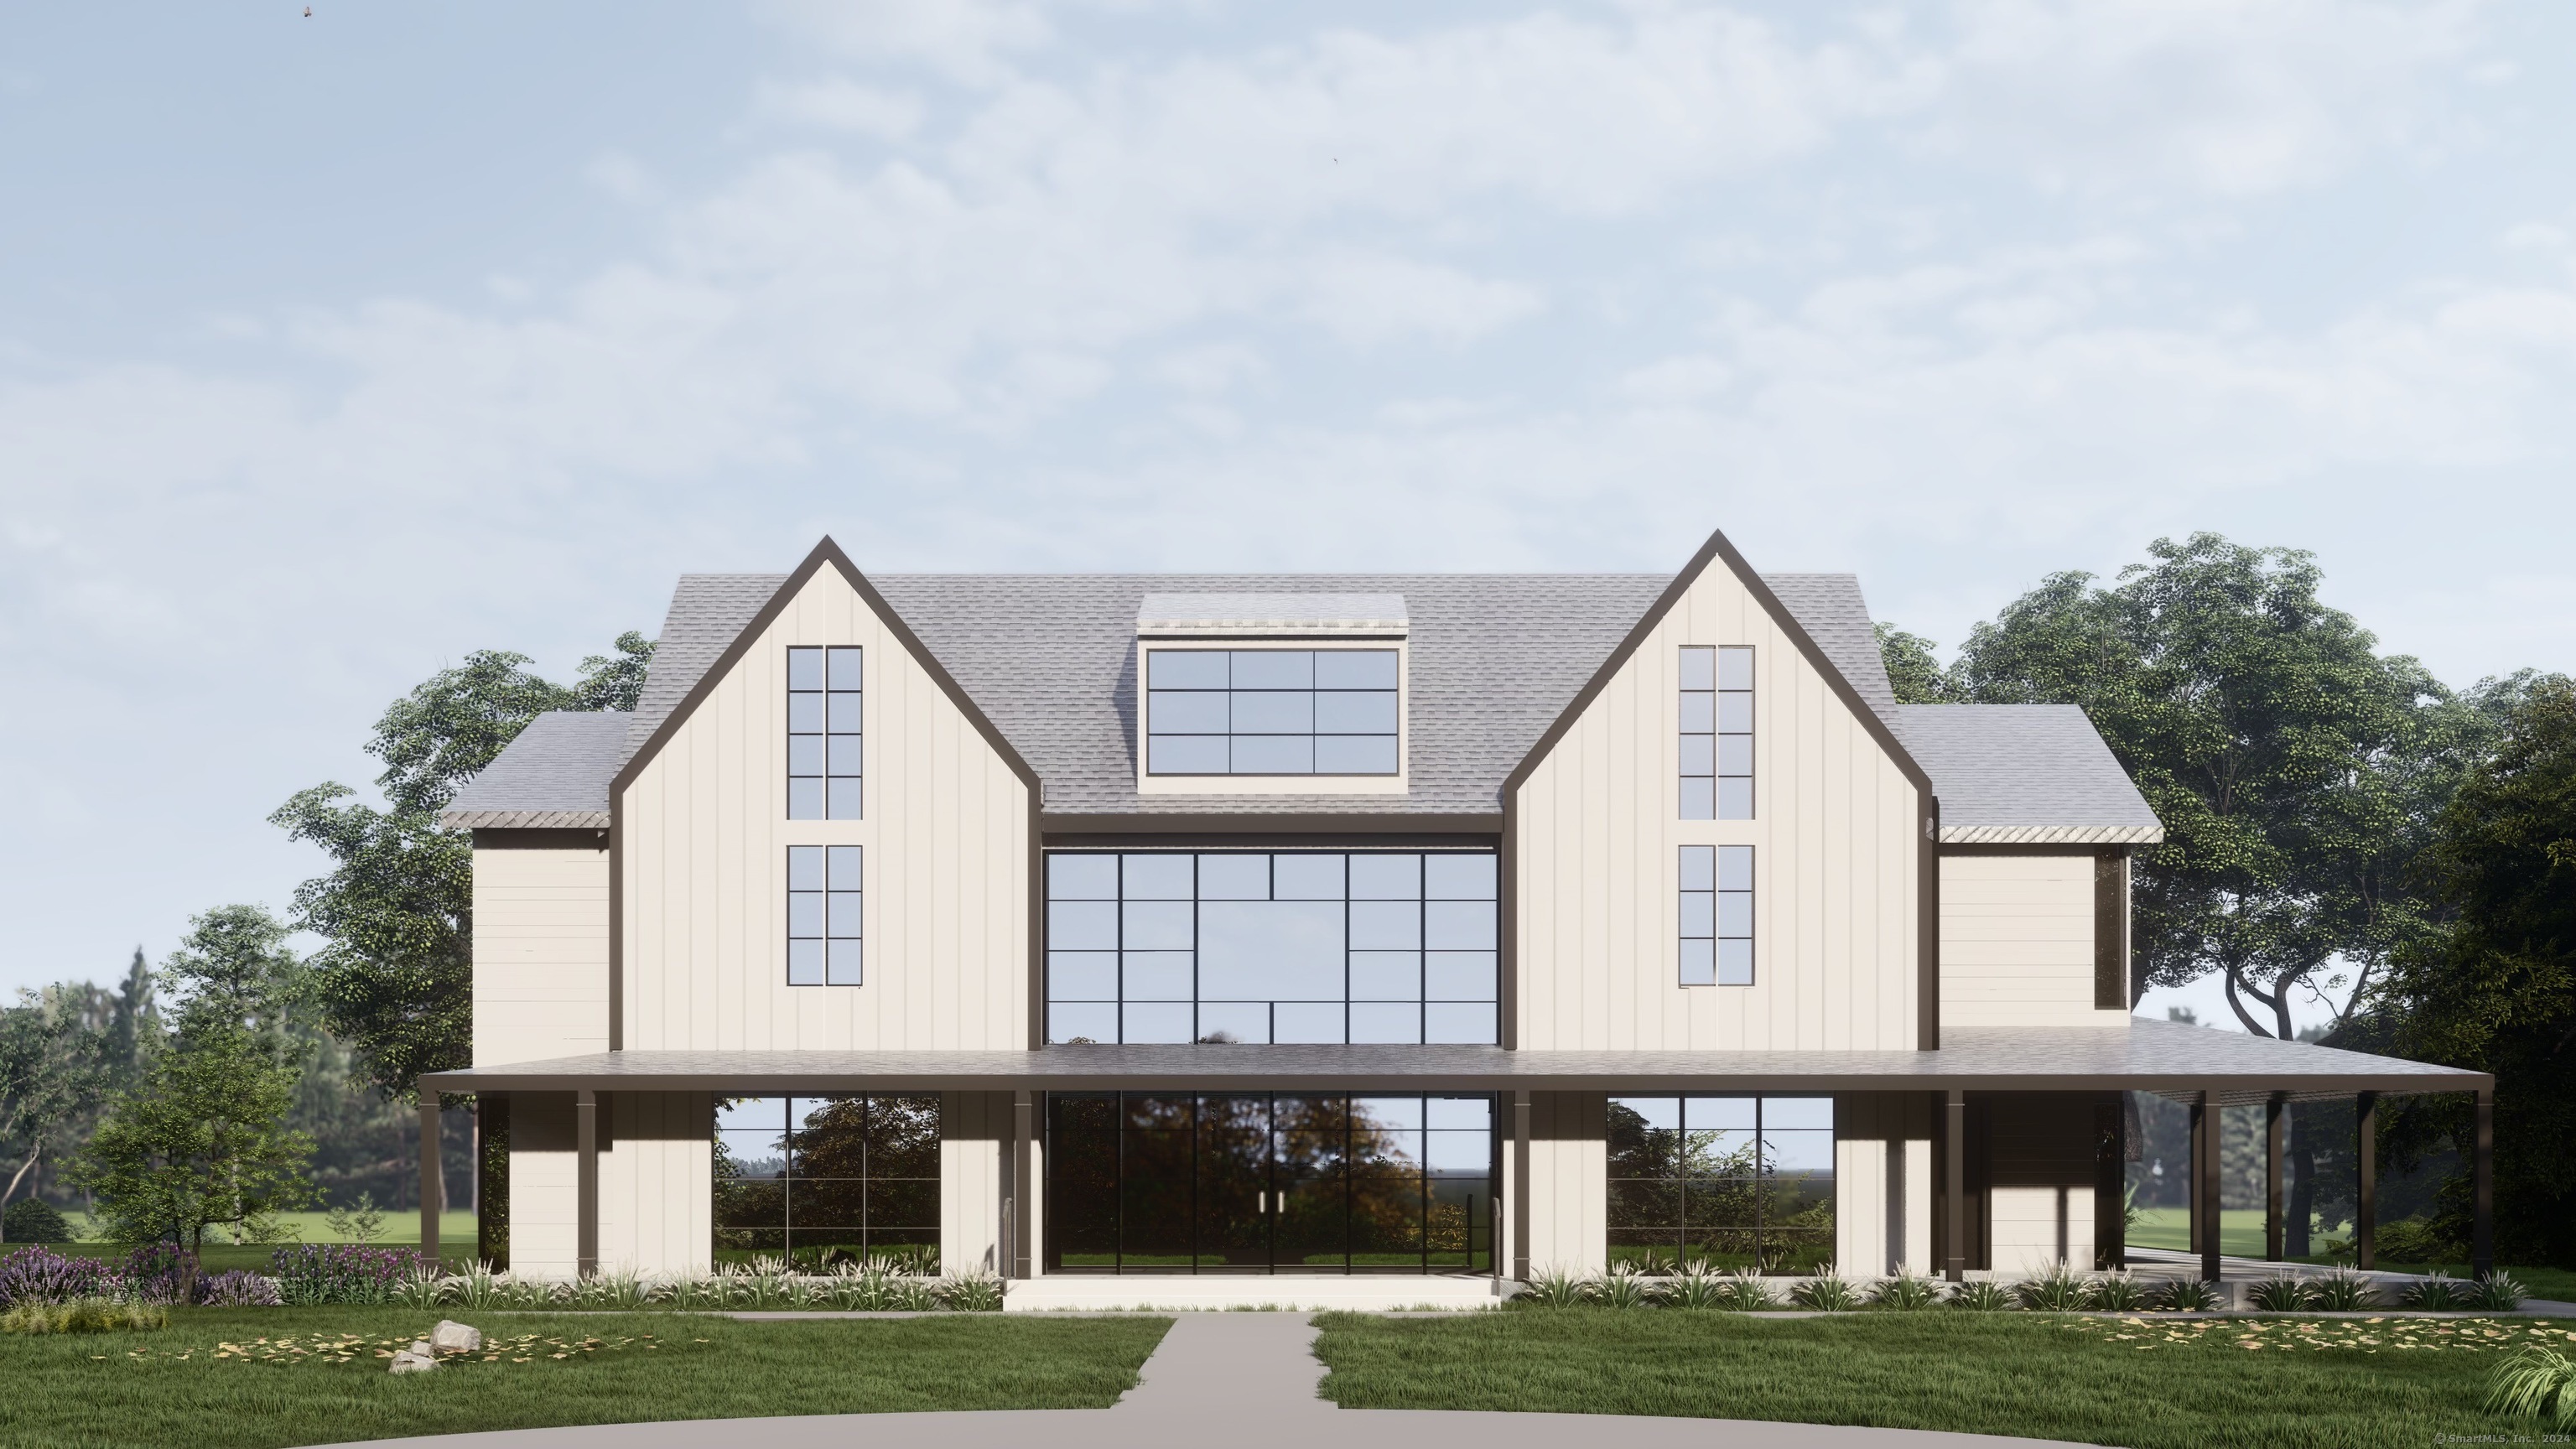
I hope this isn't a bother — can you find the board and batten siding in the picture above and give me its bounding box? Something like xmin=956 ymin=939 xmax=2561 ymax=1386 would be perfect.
xmin=472 ymin=837 xmax=610 ymax=1067
xmin=1939 ymin=852 xmax=2125 ymax=1029
xmin=1513 ymin=568 xmax=1921 ymax=1051
xmin=619 ymin=568 xmax=1032 ymax=1052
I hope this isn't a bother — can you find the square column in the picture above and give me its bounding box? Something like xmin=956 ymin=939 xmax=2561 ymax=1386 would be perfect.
xmin=419 ymin=1098 xmax=443 ymax=1259
xmin=2473 ymin=1088 xmax=2494 ymax=1280
xmin=2355 ymin=1092 xmax=2377 ymax=1270
xmin=2194 ymin=1088 xmax=2221 ymax=1284
xmin=2264 ymin=1093 xmax=2286 ymax=1262
xmin=575 ymin=1088 xmax=598 ymax=1277
xmin=1943 ymin=1089 xmax=1966 ymax=1282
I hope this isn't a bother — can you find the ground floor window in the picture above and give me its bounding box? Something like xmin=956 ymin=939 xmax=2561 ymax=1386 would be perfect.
xmin=1607 ymin=1095 xmax=1834 ymax=1273
xmin=714 ymin=1094 xmax=939 ymax=1270
xmin=1046 ymin=1092 xmax=1494 ymax=1275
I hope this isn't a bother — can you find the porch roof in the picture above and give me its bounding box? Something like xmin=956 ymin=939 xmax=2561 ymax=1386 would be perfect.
xmin=422 ymin=1020 xmax=2481 ymax=1105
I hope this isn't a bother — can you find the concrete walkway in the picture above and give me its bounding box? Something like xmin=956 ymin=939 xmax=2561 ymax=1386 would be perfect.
xmin=308 ymin=1313 xmax=2076 ymax=1449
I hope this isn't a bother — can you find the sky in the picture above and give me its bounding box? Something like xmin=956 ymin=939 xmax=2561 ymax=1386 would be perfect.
xmin=3 ymin=2 xmax=2572 ymax=1035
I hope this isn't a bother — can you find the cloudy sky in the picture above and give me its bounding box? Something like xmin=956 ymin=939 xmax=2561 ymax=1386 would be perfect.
xmin=4 ymin=2 xmax=2571 ymax=1031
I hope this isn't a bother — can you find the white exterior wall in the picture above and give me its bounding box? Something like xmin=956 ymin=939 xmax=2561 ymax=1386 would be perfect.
xmin=1524 ymin=1092 xmax=1607 ymax=1275
xmin=941 ymin=1092 xmax=1010 ymax=1277
xmin=621 ymin=566 xmax=1032 ymax=1052
xmin=1987 ymin=1094 xmax=2097 ymax=1274
xmin=600 ymin=1092 xmax=713 ymax=1278
xmin=473 ymin=840 xmax=610 ymax=1066
xmin=1834 ymin=1093 xmax=1934 ymax=1275
xmin=1940 ymin=852 xmax=2124 ymax=1029
xmin=509 ymin=1094 xmax=577 ymax=1280
xmin=1514 ymin=566 xmax=1922 ymax=1051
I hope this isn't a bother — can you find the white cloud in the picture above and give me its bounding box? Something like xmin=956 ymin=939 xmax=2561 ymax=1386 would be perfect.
xmin=750 ymin=76 xmax=926 ymax=138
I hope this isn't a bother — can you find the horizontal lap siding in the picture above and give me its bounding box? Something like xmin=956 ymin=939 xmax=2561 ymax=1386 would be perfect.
xmin=1515 ymin=569 xmax=1918 ymax=1052
xmin=474 ymin=846 xmax=610 ymax=1067
xmin=621 ymin=570 xmax=1031 ymax=1052
xmin=1940 ymin=854 xmax=2118 ymax=1028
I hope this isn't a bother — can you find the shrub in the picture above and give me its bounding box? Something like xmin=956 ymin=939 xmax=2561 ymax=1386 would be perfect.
xmin=268 ymin=1244 xmax=438 ymax=1306
xmin=1949 ymin=1280 xmax=2016 ymax=1312
xmin=2467 ymin=1273 xmax=2528 ymax=1312
xmin=1593 ymin=1263 xmax=1653 ymax=1310
xmin=2248 ymin=1275 xmax=2313 ymax=1311
xmin=2 ymin=1298 xmax=167 ymax=1334
xmin=941 ymin=1271 xmax=1005 ymax=1312
xmin=1714 ymin=1268 xmax=1779 ymax=1311
xmin=2016 ymin=1264 xmax=2090 ymax=1312
xmin=1663 ymin=1261 xmax=1729 ymax=1311
xmin=195 ymin=1270 xmax=282 ymax=1307
xmin=3 ymin=1197 xmax=74 ymax=1244
xmin=2376 ymin=1216 xmax=2464 ymax=1266
xmin=1790 ymin=1271 xmax=1860 ymax=1311
xmin=1519 ymin=1266 xmax=1589 ymax=1309
xmin=2086 ymin=1272 xmax=2150 ymax=1312
xmin=2158 ymin=1279 xmax=2221 ymax=1312
xmin=0 ymin=1245 xmax=119 ymax=1308
xmin=2308 ymin=1270 xmax=2379 ymax=1311
xmin=2488 ymin=1344 xmax=2576 ymax=1426
xmin=2402 ymin=1274 xmax=2464 ymax=1311
xmin=1867 ymin=1270 xmax=1941 ymax=1311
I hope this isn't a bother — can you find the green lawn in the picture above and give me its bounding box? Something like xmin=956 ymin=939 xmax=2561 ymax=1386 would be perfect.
xmin=2122 ymin=1208 xmax=2575 ymax=1300
xmin=23 ymin=1213 xmax=483 ymax=1273
xmin=1313 ymin=1310 xmax=2564 ymax=1449
xmin=0 ymin=1308 xmax=1171 ymax=1449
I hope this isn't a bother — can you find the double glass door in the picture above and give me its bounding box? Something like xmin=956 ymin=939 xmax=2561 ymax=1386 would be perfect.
xmin=1046 ymin=1092 xmax=1495 ymax=1274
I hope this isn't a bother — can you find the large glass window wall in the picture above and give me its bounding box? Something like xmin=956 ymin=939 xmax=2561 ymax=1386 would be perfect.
xmin=1046 ymin=1092 xmax=1495 ymax=1275
xmin=1045 ymin=851 xmax=1498 ymax=1045
xmin=713 ymin=1095 xmax=939 ymax=1270
xmin=1607 ymin=1095 xmax=1835 ymax=1273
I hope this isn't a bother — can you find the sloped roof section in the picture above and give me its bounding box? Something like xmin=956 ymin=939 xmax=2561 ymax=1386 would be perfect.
xmin=1763 ymin=574 xmax=1901 ymax=735
xmin=1898 ymin=704 xmax=2164 ymax=844
xmin=440 ymin=712 xmax=628 ymax=829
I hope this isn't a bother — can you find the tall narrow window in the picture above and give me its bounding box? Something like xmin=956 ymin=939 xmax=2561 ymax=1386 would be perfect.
xmin=1679 ymin=646 xmax=1753 ymax=819
xmin=1680 ymin=845 xmax=1753 ymax=986
xmin=787 ymin=844 xmax=863 ymax=986
xmin=787 ymin=646 xmax=862 ymax=818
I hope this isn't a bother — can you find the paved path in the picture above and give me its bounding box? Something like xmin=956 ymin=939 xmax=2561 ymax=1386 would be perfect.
xmin=308 ymin=1314 xmax=2075 ymax=1449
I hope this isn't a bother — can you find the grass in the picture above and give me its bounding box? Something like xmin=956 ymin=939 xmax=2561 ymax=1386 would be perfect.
xmin=0 ymin=1307 xmax=1171 ymax=1449
xmin=23 ymin=1215 xmax=484 ymax=1274
xmin=2123 ymin=1208 xmax=2573 ymax=1300
xmin=1312 ymin=1309 xmax=2573 ymax=1449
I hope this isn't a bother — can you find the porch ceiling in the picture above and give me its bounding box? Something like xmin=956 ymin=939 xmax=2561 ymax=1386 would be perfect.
xmin=421 ymin=1020 xmax=2480 ymax=1104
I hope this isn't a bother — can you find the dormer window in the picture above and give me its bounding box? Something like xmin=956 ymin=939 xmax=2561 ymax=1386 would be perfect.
xmin=1134 ymin=593 xmax=1409 ymax=792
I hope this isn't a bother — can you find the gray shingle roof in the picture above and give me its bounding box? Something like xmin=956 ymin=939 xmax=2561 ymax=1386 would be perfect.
xmin=1898 ymin=704 xmax=2164 ymax=843
xmin=441 ymin=712 xmax=629 ymax=828
xmin=441 ymin=561 xmax=2158 ymax=840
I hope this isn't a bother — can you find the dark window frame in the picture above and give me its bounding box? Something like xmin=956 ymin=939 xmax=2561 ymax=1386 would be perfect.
xmin=1143 ymin=647 xmax=1402 ymax=777
xmin=1679 ymin=645 xmax=1753 ymax=820
xmin=787 ymin=645 xmax=863 ymax=819
xmin=712 ymin=1093 xmax=938 ymax=1270
xmin=1605 ymin=1094 xmax=1835 ymax=1275
xmin=787 ymin=844 xmax=863 ymax=987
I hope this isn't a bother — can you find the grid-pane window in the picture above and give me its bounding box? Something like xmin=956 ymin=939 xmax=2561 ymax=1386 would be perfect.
xmin=1680 ymin=646 xmax=1753 ymax=819
xmin=1145 ymin=649 xmax=1399 ymax=776
xmin=1607 ymin=1095 xmax=1833 ymax=1274
xmin=787 ymin=844 xmax=862 ymax=986
xmin=1044 ymin=850 xmax=1498 ymax=1044
xmin=787 ymin=646 xmax=862 ymax=818
xmin=1679 ymin=844 xmax=1753 ymax=986
xmin=714 ymin=1094 xmax=937 ymax=1270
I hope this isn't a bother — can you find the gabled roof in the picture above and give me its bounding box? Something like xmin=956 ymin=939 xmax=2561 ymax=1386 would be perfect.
xmin=442 ymin=711 xmax=629 ymax=829
xmin=1898 ymin=704 xmax=2164 ymax=844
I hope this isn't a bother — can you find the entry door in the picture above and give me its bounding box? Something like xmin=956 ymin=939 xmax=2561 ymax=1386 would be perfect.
xmin=1196 ymin=1095 xmax=1271 ymax=1270
xmin=1271 ymin=1096 xmax=1350 ymax=1270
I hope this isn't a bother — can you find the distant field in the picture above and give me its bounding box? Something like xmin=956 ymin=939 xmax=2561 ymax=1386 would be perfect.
xmin=17 ymin=1213 xmax=484 ymax=1272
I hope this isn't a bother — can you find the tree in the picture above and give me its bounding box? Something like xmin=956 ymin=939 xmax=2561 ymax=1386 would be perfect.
xmin=0 ymin=989 xmax=108 ymax=1237
xmin=1935 ymin=534 xmax=2462 ymax=1036
xmin=1872 ymin=622 xmax=1961 ymax=704
xmin=272 ymin=635 xmax=652 ymax=1099
xmin=70 ymin=906 xmax=315 ymax=1286
xmin=2372 ymin=676 xmax=2576 ymax=1265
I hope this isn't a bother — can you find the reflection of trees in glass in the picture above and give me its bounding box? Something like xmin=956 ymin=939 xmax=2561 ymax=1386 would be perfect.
xmin=1607 ymin=1098 xmax=1836 ymax=1274
xmin=711 ymin=1094 xmax=939 ymax=1270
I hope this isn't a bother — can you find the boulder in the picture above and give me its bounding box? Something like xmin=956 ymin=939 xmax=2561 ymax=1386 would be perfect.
xmin=430 ymin=1321 xmax=483 ymax=1354
xmin=389 ymin=1348 xmax=438 ymax=1374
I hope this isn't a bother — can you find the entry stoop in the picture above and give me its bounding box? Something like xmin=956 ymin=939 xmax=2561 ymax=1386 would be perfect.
xmin=1003 ymin=1275 xmax=1516 ymax=1311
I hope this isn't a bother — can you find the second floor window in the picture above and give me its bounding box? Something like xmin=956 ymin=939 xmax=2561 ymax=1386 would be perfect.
xmin=1680 ymin=844 xmax=1753 ymax=986
xmin=788 ymin=646 xmax=862 ymax=818
xmin=787 ymin=844 xmax=862 ymax=986
xmin=1145 ymin=648 xmax=1400 ymax=776
xmin=1680 ymin=645 xmax=1753 ymax=819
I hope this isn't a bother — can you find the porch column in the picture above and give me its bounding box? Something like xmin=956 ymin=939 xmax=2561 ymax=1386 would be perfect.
xmin=2195 ymin=1088 xmax=2222 ymax=1285
xmin=2473 ymin=1087 xmax=2494 ymax=1280
xmin=2355 ymin=1091 xmax=2377 ymax=1271
xmin=1011 ymin=1091 xmax=1035 ymax=1280
xmin=2186 ymin=1091 xmax=2207 ymax=1256
xmin=575 ymin=1088 xmax=598 ymax=1277
xmin=1943 ymin=1088 xmax=1966 ymax=1283
xmin=2264 ymin=1093 xmax=2286 ymax=1262
xmin=1509 ymin=1092 xmax=1531 ymax=1280
xmin=418 ymin=1097 xmax=442 ymax=1260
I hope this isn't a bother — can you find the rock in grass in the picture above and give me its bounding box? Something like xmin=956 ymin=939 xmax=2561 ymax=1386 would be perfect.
xmin=431 ymin=1321 xmax=482 ymax=1354
xmin=389 ymin=1348 xmax=438 ymax=1374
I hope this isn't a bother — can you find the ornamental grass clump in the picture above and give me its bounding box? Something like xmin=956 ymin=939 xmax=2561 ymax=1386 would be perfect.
xmin=1663 ymin=1262 xmax=1730 ymax=1311
xmin=197 ymin=1270 xmax=282 ymax=1307
xmin=2157 ymin=1278 xmax=2221 ymax=1312
xmin=2307 ymin=1270 xmax=2379 ymax=1311
xmin=2467 ymin=1273 xmax=2529 ymax=1312
xmin=2247 ymin=1275 xmax=2313 ymax=1311
xmin=2402 ymin=1274 xmax=2465 ymax=1311
xmin=2488 ymin=1344 xmax=2576 ymax=1426
xmin=2016 ymin=1264 xmax=2090 ymax=1312
xmin=1949 ymin=1280 xmax=2016 ymax=1312
xmin=941 ymin=1270 xmax=1005 ymax=1312
xmin=0 ymin=1245 xmax=121 ymax=1309
xmin=2085 ymin=1271 xmax=2150 ymax=1312
xmin=2 ymin=1297 xmax=168 ymax=1334
xmin=1790 ymin=1270 xmax=1861 ymax=1311
xmin=1592 ymin=1262 xmax=1654 ymax=1310
xmin=1714 ymin=1268 xmax=1779 ymax=1311
xmin=1867 ymin=1269 xmax=1942 ymax=1311
xmin=1519 ymin=1266 xmax=1590 ymax=1309
xmin=270 ymin=1244 xmax=439 ymax=1306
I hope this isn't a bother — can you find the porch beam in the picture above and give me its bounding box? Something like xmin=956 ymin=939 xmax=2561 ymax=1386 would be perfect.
xmin=418 ymin=1098 xmax=442 ymax=1260
xmin=1943 ymin=1089 xmax=1965 ymax=1283
xmin=2355 ymin=1091 xmax=2377 ymax=1271
xmin=2264 ymin=1092 xmax=2286 ymax=1262
xmin=2473 ymin=1087 xmax=2494 ymax=1280
xmin=575 ymin=1088 xmax=598 ymax=1277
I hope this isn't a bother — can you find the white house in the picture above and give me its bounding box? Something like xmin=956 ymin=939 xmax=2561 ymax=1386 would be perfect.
xmin=420 ymin=530 xmax=2490 ymax=1305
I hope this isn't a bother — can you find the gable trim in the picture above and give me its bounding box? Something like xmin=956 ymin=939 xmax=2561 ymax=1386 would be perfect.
xmin=605 ymin=536 xmax=1043 ymax=1052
